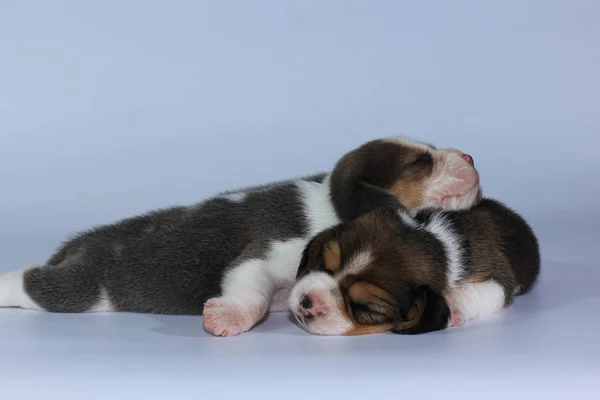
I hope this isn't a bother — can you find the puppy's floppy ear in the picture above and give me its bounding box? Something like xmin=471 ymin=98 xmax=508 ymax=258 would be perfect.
xmin=392 ymin=285 xmax=450 ymax=335
xmin=329 ymin=140 xmax=414 ymax=221
xmin=296 ymin=226 xmax=340 ymax=279
xmin=296 ymin=236 xmax=319 ymax=279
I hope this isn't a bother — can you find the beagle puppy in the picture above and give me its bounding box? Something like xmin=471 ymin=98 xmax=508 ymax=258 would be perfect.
xmin=0 ymin=137 xmax=481 ymax=337
xmin=288 ymin=198 xmax=540 ymax=335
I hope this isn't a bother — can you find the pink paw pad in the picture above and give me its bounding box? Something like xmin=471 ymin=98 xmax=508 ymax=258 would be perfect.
xmin=449 ymin=308 xmax=465 ymax=328
xmin=202 ymin=297 xmax=262 ymax=337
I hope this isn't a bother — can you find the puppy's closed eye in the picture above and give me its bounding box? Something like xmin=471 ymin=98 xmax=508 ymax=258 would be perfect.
xmin=410 ymin=153 xmax=433 ymax=167
xmin=402 ymin=153 xmax=434 ymax=181
xmin=346 ymin=282 xmax=395 ymax=324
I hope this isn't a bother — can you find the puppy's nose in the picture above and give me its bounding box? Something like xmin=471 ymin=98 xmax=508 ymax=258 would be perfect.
xmin=299 ymin=294 xmax=325 ymax=319
xmin=301 ymin=295 xmax=312 ymax=310
xmin=461 ymin=153 xmax=474 ymax=166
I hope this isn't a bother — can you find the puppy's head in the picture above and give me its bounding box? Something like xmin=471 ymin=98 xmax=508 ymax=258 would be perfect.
xmin=330 ymin=136 xmax=482 ymax=221
xmin=288 ymin=208 xmax=450 ymax=336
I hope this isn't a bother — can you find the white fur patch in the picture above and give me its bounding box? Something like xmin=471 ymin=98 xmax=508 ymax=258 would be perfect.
xmin=209 ymin=258 xmax=277 ymax=336
xmin=221 ymin=259 xmax=275 ymax=301
xmin=264 ymin=238 xmax=308 ymax=290
xmin=0 ymin=268 xmax=43 ymax=310
xmin=337 ymin=249 xmax=372 ymax=279
xmin=87 ymin=287 xmax=113 ymax=312
xmin=423 ymin=212 xmax=465 ymax=287
xmin=448 ymin=281 xmax=506 ymax=324
xmin=219 ymin=237 xmax=309 ymax=317
xmin=397 ymin=209 xmax=466 ymax=287
xmin=269 ymin=287 xmax=292 ymax=312
xmin=295 ymin=174 xmax=341 ymax=237
xmin=422 ymin=150 xmax=481 ymax=212
xmin=398 ymin=209 xmax=420 ymax=227
xmin=385 ymin=136 xmax=435 ymax=152
xmin=222 ymin=191 xmax=247 ymax=202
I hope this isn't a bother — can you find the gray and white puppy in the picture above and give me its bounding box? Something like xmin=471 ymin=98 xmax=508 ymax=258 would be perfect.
xmin=0 ymin=137 xmax=481 ymax=337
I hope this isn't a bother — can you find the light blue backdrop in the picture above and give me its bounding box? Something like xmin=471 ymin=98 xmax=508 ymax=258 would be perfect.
xmin=1 ymin=1 xmax=598 ymax=264
xmin=1 ymin=3 xmax=599 ymax=399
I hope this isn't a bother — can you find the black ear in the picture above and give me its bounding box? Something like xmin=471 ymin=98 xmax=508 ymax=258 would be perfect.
xmin=392 ymin=285 xmax=450 ymax=335
xmin=350 ymin=181 xmax=406 ymax=219
xmin=330 ymin=140 xmax=407 ymax=221
xmin=296 ymin=237 xmax=317 ymax=279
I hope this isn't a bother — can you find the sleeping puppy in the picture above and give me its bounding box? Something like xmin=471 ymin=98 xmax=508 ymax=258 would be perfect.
xmin=0 ymin=137 xmax=481 ymax=337
xmin=288 ymin=198 xmax=540 ymax=335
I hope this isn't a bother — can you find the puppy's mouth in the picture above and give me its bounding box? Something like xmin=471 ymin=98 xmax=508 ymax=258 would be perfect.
xmin=293 ymin=309 xmax=313 ymax=330
xmin=294 ymin=300 xmax=323 ymax=326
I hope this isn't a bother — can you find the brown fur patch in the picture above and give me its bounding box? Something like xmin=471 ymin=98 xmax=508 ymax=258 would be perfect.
xmin=388 ymin=179 xmax=426 ymax=210
xmin=323 ymin=240 xmax=341 ymax=273
xmin=344 ymin=323 xmax=394 ymax=336
xmin=454 ymin=211 xmax=511 ymax=282
xmin=347 ymin=281 xmax=385 ymax=303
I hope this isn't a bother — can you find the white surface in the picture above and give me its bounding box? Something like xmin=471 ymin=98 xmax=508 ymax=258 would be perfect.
xmin=1 ymin=1 xmax=599 ymax=399
xmin=1 ymin=223 xmax=598 ymax=399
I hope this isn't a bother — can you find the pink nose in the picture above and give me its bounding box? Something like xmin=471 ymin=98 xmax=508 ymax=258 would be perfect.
xmin=461 ymin=153 xmax=474 ymax=166
xmin=299 ymin=294 xmax=325 ymax=318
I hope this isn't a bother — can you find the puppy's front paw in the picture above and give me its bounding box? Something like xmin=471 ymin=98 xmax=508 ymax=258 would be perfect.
xmin=203 ymin=297 xmax=264 ymax=337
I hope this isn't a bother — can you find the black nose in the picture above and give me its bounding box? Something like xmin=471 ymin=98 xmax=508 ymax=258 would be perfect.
xmin=301 ymin=295 xmax=312 ymax=309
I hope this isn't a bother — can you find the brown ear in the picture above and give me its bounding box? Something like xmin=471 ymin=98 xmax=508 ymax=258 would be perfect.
xmin=329 ymin=140 xmax=425 ymax=221
xmin=296 ymin=226 xmax=340 ymax=279
xmin=392 ymin=285 xmax=450 ymax=335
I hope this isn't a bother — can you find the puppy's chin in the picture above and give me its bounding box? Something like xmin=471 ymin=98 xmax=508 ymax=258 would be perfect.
xmin=288 ymin=272 xmax=353 ymax=336
xmin=432 ymin=182 xmax=483 ymax=212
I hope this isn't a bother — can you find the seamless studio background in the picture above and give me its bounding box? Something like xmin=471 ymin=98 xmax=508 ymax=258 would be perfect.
xmin=0 ymin=1 xmax=599 ymax=399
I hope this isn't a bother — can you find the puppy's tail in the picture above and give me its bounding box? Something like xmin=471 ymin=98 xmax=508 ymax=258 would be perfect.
xmin=0 ymin=267 xmax=44 ymax=310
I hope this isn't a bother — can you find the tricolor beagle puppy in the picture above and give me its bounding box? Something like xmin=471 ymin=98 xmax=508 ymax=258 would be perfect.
xmin=288 ymin=197 xmax=540 ymax=336
xmin=0 ymin=137 xmax=481 ymax=337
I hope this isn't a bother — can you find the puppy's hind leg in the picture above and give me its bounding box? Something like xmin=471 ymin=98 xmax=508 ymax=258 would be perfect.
xmin=446 ymin=280 xmax=509 ymax=327
xmin=0 ymin=262 xmax=113 ymax=313
xmin=203 ymin=259 xmax=275 ymax=337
